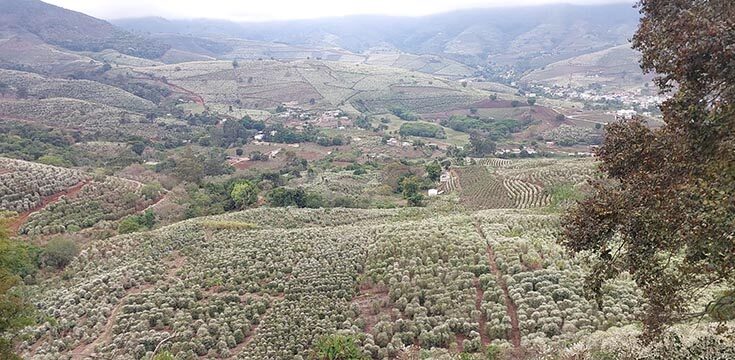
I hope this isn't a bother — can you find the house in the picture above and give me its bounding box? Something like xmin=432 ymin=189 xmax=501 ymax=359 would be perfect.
xmin=254 ymin=134 xmax=265 ymax=141
xmin=440 ymin=173 xmax=451 ymax=183
xmin=428 ymin=189 xmax=439 ymax=197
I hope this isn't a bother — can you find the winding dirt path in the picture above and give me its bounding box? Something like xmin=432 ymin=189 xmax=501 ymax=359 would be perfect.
xmin=71 ymin=253 xmax=186 ymax=358
xmin=473 ymin=278 xmax=490 ymax=347
xmin=473 ymin=221 xmax=521 ymax=349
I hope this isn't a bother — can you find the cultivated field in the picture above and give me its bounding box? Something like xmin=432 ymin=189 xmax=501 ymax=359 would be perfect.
xmin=0 ymin=157 xmax=160 ymax=236
xmin=455 ymin=158 xmax=596 ymax=210
xmin=0 ymin=69 xmax=155 ymax=112
xmin=0 ymin=157 xmax=86 ymax=213
xmin=128 ymin=60 xmax=486 ymax=113
xmin=16 ymin=207 xmax=644 ymax=359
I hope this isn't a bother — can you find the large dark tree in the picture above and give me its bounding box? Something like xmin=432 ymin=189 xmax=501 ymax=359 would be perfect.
xmin=562 ymin=0 xmax=735 ymax=337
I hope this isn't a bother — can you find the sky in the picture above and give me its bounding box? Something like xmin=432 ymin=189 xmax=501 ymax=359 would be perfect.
xmin=44 ymin=0 xmax=633 ymax=22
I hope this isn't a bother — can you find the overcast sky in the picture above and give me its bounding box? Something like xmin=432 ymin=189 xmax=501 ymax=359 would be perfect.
xmin=44 ymin=0 xmax=633 ymax=22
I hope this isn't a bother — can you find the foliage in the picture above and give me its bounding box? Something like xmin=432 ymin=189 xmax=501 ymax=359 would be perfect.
xmin=41 ymin=238 xmax=78 ymax=269
xmin=563 ymin=0 xmax=735 ymax=337
xmin=268 ymin=187 xmax=308 ymax=208
xmin=398 ymin=122 xmax=446 ymax=139
xmin=390 ymin=107 xmax=419 ymax=121
xmin=0 ymin=123 xmax=77 ymax=164
xmin=425 ymin=162 xmax=442 ymax=182
xmin=399 ymin=175 xmax=424 ymax=206
xmin=441 ymin=116 xmax=530 ymax=141
xmin=118 ymin=210 xmax=156 ymax=234
xmin=468 ymin=132 xmax=497 ymax=157
xmin=0 ymin=222 xmax=36 ymax=359
xmin=231 ymin=181 xmax=259 ymax=209
xmin=310 ymin=334 xmax=366 ymax=360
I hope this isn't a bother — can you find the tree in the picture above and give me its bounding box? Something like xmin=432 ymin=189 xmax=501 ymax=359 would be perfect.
xmin=231 ymin=181 xmax=258 ymax=209
xmin=118 ymin=210 xmax=156 ymax=234
xmin=468 ymin=132 xmax=496 ymax=157
xmin=0 ymin=221 xmax=37 ymax=359
xmin=235 ymin=148 xmax=244 ymax=156
xmin=399 ymin=175 xmax=424 ymax=207
xmin=41 ymin=238 xmax=78 ymax=269
xmin=562 ymin=0 xmax=735 ymax=338
xmin=267 ymin=188 xmax=307 ymax=207
xmin=130 ymin=141 xmax=146 ymax=156
xmin=425 ymin=162 xmax=442 ymax=182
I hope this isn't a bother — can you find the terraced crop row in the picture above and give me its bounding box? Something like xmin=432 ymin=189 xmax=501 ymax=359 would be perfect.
xmin=0 ymin=157 xmax=86 ymax=213
xmin=19 ymin=177 xmax=159 ymax=236
xmin=456 ymin=166 xmax=514 ymax=209
xmin=455 ymin=158 xmax=596 ymax=210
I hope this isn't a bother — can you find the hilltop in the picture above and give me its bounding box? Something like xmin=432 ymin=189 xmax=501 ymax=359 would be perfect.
xmin=0 ymin=0 xmax=168 ymax=59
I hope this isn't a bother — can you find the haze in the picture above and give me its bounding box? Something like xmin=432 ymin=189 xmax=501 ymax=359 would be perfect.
xmin=44 ymin=0 xmax=633 ymax=21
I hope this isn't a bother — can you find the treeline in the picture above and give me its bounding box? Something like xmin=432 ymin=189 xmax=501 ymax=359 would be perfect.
xmin=398 ymin=122 xmax=446 ymax=139
xmin=197 ymin=116 xmax=349 ymax=148
xmin=440 ymin=115 xmax=534 ymax=141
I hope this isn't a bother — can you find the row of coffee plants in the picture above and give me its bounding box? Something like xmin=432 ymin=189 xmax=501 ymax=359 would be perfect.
xmin=0 ymin=157 xmax=86 ymax=213
xmin=19 ymin=177 xmax=160 ymax=236
xmin=473 ymin=211 xmax=642 ymax=346
xmin=17 ymin=208 xmax=646 ymax=359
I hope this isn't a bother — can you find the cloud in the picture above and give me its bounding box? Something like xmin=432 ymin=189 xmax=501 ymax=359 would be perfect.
xmin=46 ymin=0 xmax=633 ymax=21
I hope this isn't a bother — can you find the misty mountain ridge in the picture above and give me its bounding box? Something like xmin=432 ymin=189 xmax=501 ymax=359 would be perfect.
xmin=114 ymin=3 xmax=640 ymax=69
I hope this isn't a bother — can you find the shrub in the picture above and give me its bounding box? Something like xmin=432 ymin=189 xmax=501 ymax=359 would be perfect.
xmin=310 ymin=334 xmax=366 ymax=360
xmin=118 ymin=210 xmax=156 ymax=234
xmin=42 ymin=238 xmax=78 ymax=269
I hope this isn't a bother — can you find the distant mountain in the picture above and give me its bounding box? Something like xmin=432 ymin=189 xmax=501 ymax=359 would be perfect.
xmin=0 ymin=0 xmax=169 ymax=59
xmin=522 ymin=44 xmax=651 ymax=89
xmin=114 ymin=4 xmax=640 ymax=69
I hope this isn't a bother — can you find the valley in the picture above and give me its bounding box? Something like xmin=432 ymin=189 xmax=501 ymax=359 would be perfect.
xmin=0 ymin=0 xmax=732 ymax=359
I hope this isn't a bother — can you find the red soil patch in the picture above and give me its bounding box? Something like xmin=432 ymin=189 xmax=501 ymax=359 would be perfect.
xmin=8 ymin=179 xmax=90 ymax=234
xmin=352 ymin=282 xmax=392 ymax=334
xmin=474 ymin=221 xmax=521 ymax=349
xmin=473 ymin=278 xmax=490 ymax=347
xmin=167 ymin=82 xmax=205 ymax=105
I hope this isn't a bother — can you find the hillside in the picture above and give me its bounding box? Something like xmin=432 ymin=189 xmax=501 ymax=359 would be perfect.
xmin=13 ymin=204 xmax=725 ymax=359
xmin=521 ymin=44 xmax=652 ymax=90
xmin=0 ymin=0 xmax=169 ymax=59
xmin=127 ymin=59 xmax=486 ymax=113
xmin=14 ymin=207 xmax=630 ymax=358
xmin=0 ymin=157 xmax=161 ymax=236
xmin=0 ymin=69 xmax=156 ymax=112
xmin=115 ymin=4 xmax=639 ymax=69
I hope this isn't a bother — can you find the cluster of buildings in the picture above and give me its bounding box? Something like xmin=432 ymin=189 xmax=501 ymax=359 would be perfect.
xmin=530 ymin=84 xmax=666 ymax=110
